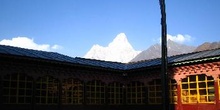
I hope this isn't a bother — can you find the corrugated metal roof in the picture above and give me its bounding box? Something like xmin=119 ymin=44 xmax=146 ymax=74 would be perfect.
xmin=169 ymin=49 xmax=220 ymax=63
xmin=74 ymin=57 xmax=125 ymax=70
xmin=0 ymin=44 xmax=220 ymax=70
xmin=0 ymin=45 xmax=125 ymax=69
xmin=126 ymin=58 xmax=161 ymax=69
xmin=126 ymin=49 xmax=220 ymax=69
xmin=0 ymin=44 xmax=77 ymax=63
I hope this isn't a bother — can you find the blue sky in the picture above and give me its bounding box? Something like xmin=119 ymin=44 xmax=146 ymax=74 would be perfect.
xmin=0 ymin=0 xmax=220 ymax=57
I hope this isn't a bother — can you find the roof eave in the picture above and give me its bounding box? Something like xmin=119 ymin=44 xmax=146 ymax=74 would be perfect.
xmin=171 ymin=55 xmax=220 ymax=66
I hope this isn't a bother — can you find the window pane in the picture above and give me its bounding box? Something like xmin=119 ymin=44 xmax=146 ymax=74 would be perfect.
xmin=181 ymin=74 xmax=215 ymax=104
xmin=86 ymin=80 xmax=105 ymax=105
xmin=36 ymin=76 xmax=59 ymax=104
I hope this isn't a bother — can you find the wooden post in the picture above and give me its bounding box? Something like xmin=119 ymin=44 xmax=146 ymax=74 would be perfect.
xmin=58 ymin=80 xmax=62 ymax=110
xmin=83 ymin=81 xmax=87 ymax=105
xmin=212 ymin=72 xmax=220 ymax=109
xmin=177 ymin=84 xmax=182 ymax=110
xmin=159 ymin=0 xmax=170 ymax=110
xmin=105 ymin=84 xmax=109 ymax=105
xmin=0 ymin=76 xmax=3 ymax=108
xmin=214 ymin=80 xmax=219 ymax=109
xmin=31 ymin=79 xmax=36 ymax=110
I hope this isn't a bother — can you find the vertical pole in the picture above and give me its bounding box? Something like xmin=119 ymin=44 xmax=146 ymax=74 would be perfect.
xmin=105 ymin=84 xmax=109 ymax=105
xmin=58 ymin=80 xmax=62 ymax=110
xmin=83 ymin=81 xmax=87 ymax=105
xmin=0 ymin=76 xmax=3 ymax=108
xmin=214 ymin=80 xmax=219 ymax=109
xmin=123 ymin=85 xmax=126 ymax=105
xmin=159 ymin=0 xmax=169 ymax=110
xmin=32 ymin=79 xmax=36 ymax=110
xmin=177 ymin=84 xmax=182 ymax=110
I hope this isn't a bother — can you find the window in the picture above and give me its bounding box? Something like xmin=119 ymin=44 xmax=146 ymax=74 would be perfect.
xmin=86 ymin=80 xmax=105 ymax=104
xmin=181 ymin=74 xmax=215 ymax=104
xmin=126 ymin=81 xmax=145 ymax=104
xmin=148 ymin=79 xmax=162 ymax=104
xmin=62 ymin=78 xmax=83 ymax=104
xmin=218 ymin=76 xmax=220 ymax=98
xmin=36 ymin=76 xmax=59 ymax=104
xmin=108 ymin=82 xmax=123 ymax=105
xmin=3 ymin=73 xmax=33 ymax=104
xmin=148 ymin=79 xmax=177 ymax=104
xmin=169 ymin=79 xmax=177 ymax=104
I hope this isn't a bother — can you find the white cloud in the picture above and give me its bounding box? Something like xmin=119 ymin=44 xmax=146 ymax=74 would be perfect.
xmin=0 ymin=37 xmax=62 ymax=51
xmin=158 ymin=34 xmax=193 ymax=44
xmin=52 ymin=44 xmax=62 ymax=50
xmin=167 ymin=34 xmax=192 ymax=43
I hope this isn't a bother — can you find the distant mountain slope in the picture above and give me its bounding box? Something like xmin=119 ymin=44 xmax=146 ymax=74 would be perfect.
xmin=84 ymin=33 xmax=141 ymax=63
xmin=194 ymin=41 xmax=220 ymax=52
xmin=84 ymin=33 xmax=219 ymax=63
xmin=130 ymin=40 xmax=196 ymax=62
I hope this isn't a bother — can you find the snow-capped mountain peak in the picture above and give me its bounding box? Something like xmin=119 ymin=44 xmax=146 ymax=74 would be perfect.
xmin=84 ymin=33 xmax=140 ymax=63
xmin=108 ymin=33 xmax=133 ymax=50
xmin=111 ymin=33 xmax=128 ymax=45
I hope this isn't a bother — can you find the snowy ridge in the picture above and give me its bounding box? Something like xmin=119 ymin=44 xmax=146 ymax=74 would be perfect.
xmin=84 ymin=33 xmax=141 ymax=63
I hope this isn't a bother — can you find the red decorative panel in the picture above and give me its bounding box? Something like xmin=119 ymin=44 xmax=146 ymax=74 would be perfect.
xmin=172 ymin=61 xmax=220 ymax=83
xmin=182 ymin=104 xmax=216 ymax=110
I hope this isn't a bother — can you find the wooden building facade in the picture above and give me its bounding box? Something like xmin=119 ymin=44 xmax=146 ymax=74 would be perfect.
xmin=0 ymin=45 xmax=220 ymax=110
